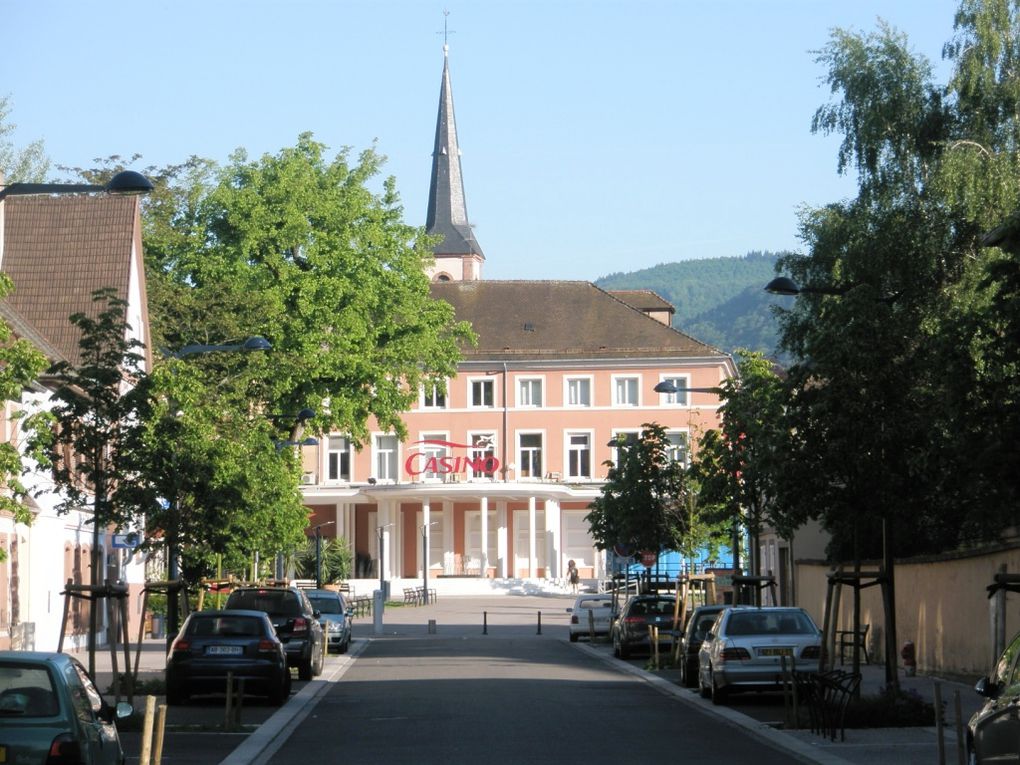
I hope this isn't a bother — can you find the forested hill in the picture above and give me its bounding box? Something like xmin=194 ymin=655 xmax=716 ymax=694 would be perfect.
xmin=595 ymin=251 xmax=791 ymax=359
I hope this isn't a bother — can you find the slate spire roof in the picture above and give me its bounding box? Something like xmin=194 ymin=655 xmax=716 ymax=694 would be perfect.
xmin=425 ymin=45 xmax=484 ymax=261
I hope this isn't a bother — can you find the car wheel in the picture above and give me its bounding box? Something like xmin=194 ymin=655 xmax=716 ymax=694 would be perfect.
xmin=299 ymin=656 xmax=313 ymax=681
xmin=618 ymin=640 xmax=630 ymax=659
xmin=339 ymin=635 xmax=349 ymax=654
xmin=269 ymin=679 xmax=287 ymax=706
xmin=711 ymin=671 xmax=728 ymax=705
xmin=699 ymin=669 xmax=711 ymax=699
xmin=569 ymin=632 xmax=579 ymax=643
xmin=166 ymin=685 xmax=186 ymax=706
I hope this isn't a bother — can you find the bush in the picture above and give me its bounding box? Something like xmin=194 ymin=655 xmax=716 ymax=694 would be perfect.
xmin=844 ymin=686 xmax=940 ymax=728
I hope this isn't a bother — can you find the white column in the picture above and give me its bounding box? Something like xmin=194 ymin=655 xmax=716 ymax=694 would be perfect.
xmin=443 ymin=503 xmax=455 ymax=575
xmin=544 ymin=498 xmax=560 ymax=578
xmin=422 ymin=498 xmax=431 ymax=577
xmin=480 ymin=496 xmax=489 ymax=576
xmin=528 ymin=496 xmax=537 ymax=579
xmin=496 ymin=501 xmax=508 ymax=578
xmin=382 ymin=501 xmax=394 ymax=581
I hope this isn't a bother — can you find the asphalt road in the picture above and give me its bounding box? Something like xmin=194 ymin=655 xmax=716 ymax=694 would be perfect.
xmin=260 ymin=632 xmax=804 ymax=765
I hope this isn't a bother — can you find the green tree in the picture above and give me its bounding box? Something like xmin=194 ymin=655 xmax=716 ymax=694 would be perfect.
xmin=0 ymin=96 xmax=49 ymax=182
xmin=586 ymin=423 xmax=692 ymax=562
xmin=24 ymin=289 xmax=149 ymax=676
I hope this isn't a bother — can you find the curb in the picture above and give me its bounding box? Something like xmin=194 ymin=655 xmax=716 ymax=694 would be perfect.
xmin=218 ymin=640 xmax=368 ymax=765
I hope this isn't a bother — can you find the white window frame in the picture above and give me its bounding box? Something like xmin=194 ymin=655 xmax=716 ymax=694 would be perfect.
xmin=468 ymin=377 xmax=496 ymax=408
xmin=658 ymin=375 xmax=690 ymax=406
xmin=418 ymin=431 xmax=449 ymax=482
xmin=517 ymin=376 xmax=544 ymax=408
xmin=564 ymin=376 xmax=593 ymax=407
xmin=372 ymin=433 xmax=400 ymax=483
xmin=666 ymin=430 xmax=690 ymax=467
xmin=325 ymin=434 xmax=353 ymax=483
xmin=468 ymin=430 xmax=498 ymax=480
xmin=565 ymin=430 xmax=594 ymax=480
xmin=421 ymin=380 xmax=448 ymax=409
xmin=517 ymin=431 xmax=545 ymax=480
xmin=609 ymin=429 xmax=641 ymax=468
xmin=612 ymin=374 xmax=641 ymax=407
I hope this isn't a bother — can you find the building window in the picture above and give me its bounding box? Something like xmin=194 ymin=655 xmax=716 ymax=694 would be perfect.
xmin=609 ymin=430 xmax=640 ymax=466
xmin=518 ymin=378 xmax=543 ymax=407
xmin=419 ymin=433 xmax=448 ymax=481
xmin=469 ymin=432 xmax=497 ymax=479
xmin=566 ymin=433 xmax=591 ymax=479
xmin=422 ymin=382 xmax=447 ymax=409
xmin=518 ymin=433 xmax=543 ymax=479
xmin=373 ymin=434 xmax=399 ymax=482
xmin=566 ymin=377 xmax=592 ymax=407
xmin=470 ymin=379 xmax=494 ymax=408
xmin=327 ymin=435 xmax=351 ymax=482
xmin=667 ymin=431 xmax=689 ymax=466
xmin=614 ymin=376 xmax=639 ymax=406
xmin=659 ymin=375 xmax=689 ymax=406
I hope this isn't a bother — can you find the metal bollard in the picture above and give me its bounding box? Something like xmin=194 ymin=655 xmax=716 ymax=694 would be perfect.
xmin=428 ymin=619 xmax=437 ymax=634
xmin=537 ymin=611 xmax=542 ymax=635
xmin=483 ymin=611 xmax=488 ymax=635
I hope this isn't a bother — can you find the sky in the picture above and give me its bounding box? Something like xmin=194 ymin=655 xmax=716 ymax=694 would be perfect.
xmin=4 ymin=0 xmax=963 ymax=282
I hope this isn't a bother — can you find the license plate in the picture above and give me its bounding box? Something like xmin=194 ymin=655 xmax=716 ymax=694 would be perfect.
xmin=206 ymin=645 xmax=243 ymax=655
xmin=760 ymin=647 xmax=793 ymax=656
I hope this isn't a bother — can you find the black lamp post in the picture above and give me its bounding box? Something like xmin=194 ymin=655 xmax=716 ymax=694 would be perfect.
xmin=377 ymin=524 xmax=394 ymax=600
xmin=162 ymin=336 xmax=272 ymax=645
xmin=313 ymin=521 xmax=336 ymax=589
xmin=0 ymin=169 xmax=154 ymax=201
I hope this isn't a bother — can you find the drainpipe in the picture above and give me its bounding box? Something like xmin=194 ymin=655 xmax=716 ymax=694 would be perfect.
xmin=501 ymin=362 xmax=509 ymax=481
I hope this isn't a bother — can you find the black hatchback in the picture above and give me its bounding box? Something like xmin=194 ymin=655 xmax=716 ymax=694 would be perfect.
xmin=611 ymin=594 xmax=678 ymax=659
xmin=678 ymin=604 xmax=729 ymax=687
xmin=225 ymin=586 xmax=325 ymax=680
xmin=165 ymin=609 xmax=291 ymax=705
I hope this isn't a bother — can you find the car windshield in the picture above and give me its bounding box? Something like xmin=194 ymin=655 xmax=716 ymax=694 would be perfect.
xmin=227 ymin=590 xmax=302 ymax=617
xmin=189 ymin=615 xmax=264 ymax=637
xmin=308 ymin=596 xmax=342 ymax=614
xmin=725 ymin=611 xmax=816 ymax=636
xmin=0 ymin=664 xmax=58 ymax=717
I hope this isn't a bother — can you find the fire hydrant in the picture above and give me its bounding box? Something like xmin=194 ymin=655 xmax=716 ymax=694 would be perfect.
xmin=901 ymin=640 xmax=917 ymax=677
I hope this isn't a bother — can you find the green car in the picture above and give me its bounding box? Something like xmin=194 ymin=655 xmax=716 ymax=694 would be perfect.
xmin=0 ymin=651 xmax=132 ymax=765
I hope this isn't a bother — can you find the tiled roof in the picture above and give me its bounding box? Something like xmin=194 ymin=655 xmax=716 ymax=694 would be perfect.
xmin=2 ymin=195 xmax=141 ymax=367
xmin=431 ymin=280 xmax=727 ymax=361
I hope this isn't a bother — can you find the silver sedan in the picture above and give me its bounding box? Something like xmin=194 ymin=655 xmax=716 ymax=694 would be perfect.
xmin=697 ymin=606 xmax=822 ymax=705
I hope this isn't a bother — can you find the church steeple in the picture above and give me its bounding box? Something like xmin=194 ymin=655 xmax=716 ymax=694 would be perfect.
xmin=425 ymin=44 xmax=484 ymax=282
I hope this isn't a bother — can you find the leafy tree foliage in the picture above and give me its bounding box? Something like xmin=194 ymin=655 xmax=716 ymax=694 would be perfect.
xmin=0 ymin=96 xmax=49 ymax=182
xmin=587 ymin=423 xmax=693 ymax=556
xmin=292 ymin=536 xmax=353 ymax=584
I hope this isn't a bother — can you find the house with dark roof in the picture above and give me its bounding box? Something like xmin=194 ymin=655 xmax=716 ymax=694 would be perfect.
xmin=0 ymin=190 xmax=151 ymax=650
xmin=297 ymin=46 xmax=735 ymax=592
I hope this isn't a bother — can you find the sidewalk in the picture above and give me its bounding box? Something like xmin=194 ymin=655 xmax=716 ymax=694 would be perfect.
xmin=79 ymin=595 xmax=985 ymax=765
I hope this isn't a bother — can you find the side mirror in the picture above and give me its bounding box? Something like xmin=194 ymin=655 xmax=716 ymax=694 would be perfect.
xmin=975 ymin=676 xmax=999 ymax=699
xmin=566 ymin=608 xmax=573 ymax=614
xmin=115 ymin=701 xmax=133 ymax=719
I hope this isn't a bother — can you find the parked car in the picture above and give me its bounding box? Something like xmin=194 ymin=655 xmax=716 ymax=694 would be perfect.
xmin=166 ymin=609 xmax=291 ymax=706
xmin=566 ymin=594 xmax=615 ymax=642
xmin=678 ymin=604 xmax=730 ymax=687
xmin=968 ymin=628 xmax=1020 ymax=763
xmin=0 ymin=650 xmax=132 ymax=765
xmin=225 ymin=585 xmax=325 ymax=680
xmin=611 ymin=593 xmax=678 ymax=659
xmin=698 ymin=606 xmax=822 ymax=705
xmin=304 ymin=588 xmax=353 ymax=654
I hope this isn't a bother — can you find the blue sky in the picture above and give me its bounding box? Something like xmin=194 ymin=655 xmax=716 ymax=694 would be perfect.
xmin=5 ymin=0 xmax=960 ymax=281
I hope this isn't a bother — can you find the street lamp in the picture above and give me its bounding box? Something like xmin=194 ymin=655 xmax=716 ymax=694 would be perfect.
xmin=421 ymin=521 xmax=438 ymax=604
xmin=377 ymin=524 xmax=394 ymax=600
xmin=312 ymin=521 xmax=336 ymax=589
xmin=162 ymin=336 xmax=272 ymax=645
xmin=0 ymin=169 xmax=154 ymax=201
xmin=274 ymin=436 xmax=318 ymax=451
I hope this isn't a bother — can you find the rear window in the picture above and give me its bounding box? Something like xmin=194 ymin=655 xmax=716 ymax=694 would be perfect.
xmin=0 ymin=664 xmax=58 ymax=717
xmin=226 ymin=589 xmax=302 ymax=617
xmin=726 ymin=610 xmax=817 ymax=636
xmin=189 ymin=615 xmax=265 ymax=637
xmin=576 ymin=599 xmax=612 ymax=610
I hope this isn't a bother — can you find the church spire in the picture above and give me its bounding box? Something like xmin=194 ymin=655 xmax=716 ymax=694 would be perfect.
xmin=425 ymin=41 xmax=484 ymax=281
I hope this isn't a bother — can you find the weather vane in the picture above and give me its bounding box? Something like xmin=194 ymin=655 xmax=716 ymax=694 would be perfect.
xmin=438 ymin=9 xmax=455 ymax=51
